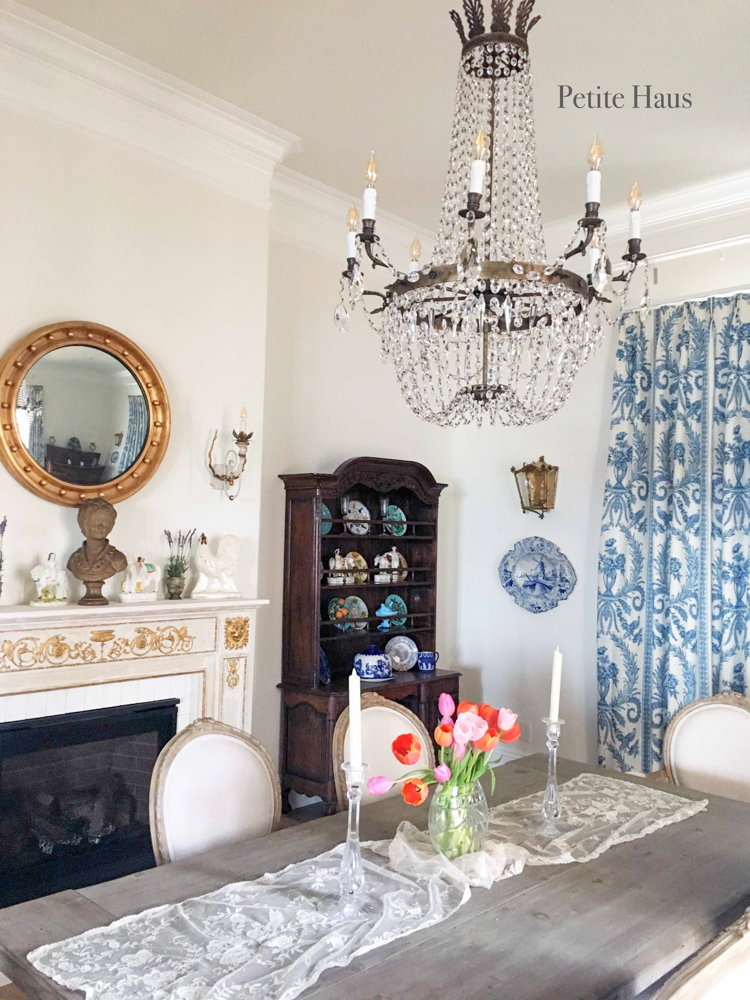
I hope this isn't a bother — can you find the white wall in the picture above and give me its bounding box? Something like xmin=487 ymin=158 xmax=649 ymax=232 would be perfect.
xmin=0 ymin=103 xmax=270 ymax=606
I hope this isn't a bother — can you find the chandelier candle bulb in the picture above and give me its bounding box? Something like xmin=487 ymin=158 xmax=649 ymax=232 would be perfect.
xmin=549 ymin=647 xmax=563 ymax=723
xmin=348 ymin=669 xmax=362 ymax=769
xmin=586 ymin=134 xmax=603 ymax=203
xmin=469 ymin=131 xmax=489 ymax=195
xmin=628 ymin=183 xmax=643 ymax=240
xmin=347 ymin=206 xmax=359 ymax=258
xmin=363 ymin=152 xmax=378 ymax=220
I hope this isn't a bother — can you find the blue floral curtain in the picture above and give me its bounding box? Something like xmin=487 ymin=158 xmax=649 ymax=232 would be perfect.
xmin=598 ymin=293 xmax=750 ymax=773
xmin=118 ymin=395 xmax=148 ymax=474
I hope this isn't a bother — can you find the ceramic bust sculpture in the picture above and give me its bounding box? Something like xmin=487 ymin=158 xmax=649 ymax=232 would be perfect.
xmin=120 ymin=556 xmax=162 ymax=603
xmin=30 ymin=553 xmax=69 ymax=606
xmin=67 ymin=498 xmax=128 ymax=606
xmin=191 ymin=534 xmax=241 ymax=600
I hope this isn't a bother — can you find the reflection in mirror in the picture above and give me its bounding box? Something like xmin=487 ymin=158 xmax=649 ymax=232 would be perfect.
xmin=16 ymin=346 xmax=149 ymax=486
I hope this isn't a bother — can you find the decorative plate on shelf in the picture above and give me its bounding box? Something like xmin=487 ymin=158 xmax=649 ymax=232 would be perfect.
xmin=383 ymin=593 xmax=408 ymax=628
xmin=344 ymin=595 xmax=369 ymax=630
xmin=328 ymin=597 xmax=353 ymax=631
xmin=344 ymin=551 xmax=368 ymax=584
xmin=344 ymin=500 xmax=371 ymax=535
xmin=385 ymin=635 xmax=418 ymax=672
xmin=498 ymin=536 xmax=577 ymax=614
xmin=384 ymin=504 xmax=407 ymax=536
xmin=321 ymin=504 xmax=333 ymax=535
xmin=319 ymin=647 xmax=332 ymax=684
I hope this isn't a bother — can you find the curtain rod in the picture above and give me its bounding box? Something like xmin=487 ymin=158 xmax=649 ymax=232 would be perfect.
xmin=623 ymin=285 xmax=750 ymax=316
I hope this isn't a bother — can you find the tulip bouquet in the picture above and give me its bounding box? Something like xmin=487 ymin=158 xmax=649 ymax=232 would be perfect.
xmin=368 ymin=693 xmax=520 ymax=859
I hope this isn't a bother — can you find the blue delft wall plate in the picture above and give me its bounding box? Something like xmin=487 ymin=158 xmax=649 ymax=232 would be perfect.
xmin=499 ymin=536 xmax=577 ymax=614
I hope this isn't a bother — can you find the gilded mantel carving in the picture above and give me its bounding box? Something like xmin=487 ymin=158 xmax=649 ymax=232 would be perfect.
xmin=0 ymin=624 xmax=196 ymax=672
xmin=224 ymin=616 xmax=250 ymax=650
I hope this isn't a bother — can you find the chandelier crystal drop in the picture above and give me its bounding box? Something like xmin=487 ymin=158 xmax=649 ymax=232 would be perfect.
xmin=335 ymin=0 xmax=647 ymax=427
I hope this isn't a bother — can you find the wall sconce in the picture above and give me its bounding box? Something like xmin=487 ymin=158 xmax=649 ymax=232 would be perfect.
xmin=208 ymin=408 xmax=253 ymax=501
xmin=511 ymin=456 xmax=558 ymax=519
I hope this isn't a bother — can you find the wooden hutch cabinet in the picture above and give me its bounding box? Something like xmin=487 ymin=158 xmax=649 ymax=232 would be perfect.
xmin=279 ymin=456 xmax=460 ymax=814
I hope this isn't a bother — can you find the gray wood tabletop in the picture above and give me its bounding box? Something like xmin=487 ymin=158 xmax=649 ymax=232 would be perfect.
xmin=1 ymin=755 xmax=749 ymax=1000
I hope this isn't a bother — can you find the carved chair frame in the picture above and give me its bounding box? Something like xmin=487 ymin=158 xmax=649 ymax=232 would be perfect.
xmin=654 ymin=905 xmax=750 ymax=999
xmin=0 ymin=320 xmax=170 ymax=506
xmin=663 ymin=690 xmax=750 ymax=786
xmin=331 ymin=692 xmax=435 ymax=810
xmin=149 ymin=717 xmax=281 ymax=865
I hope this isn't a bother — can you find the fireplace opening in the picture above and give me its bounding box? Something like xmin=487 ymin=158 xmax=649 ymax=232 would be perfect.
xmin=0 ymin=699 xmax=178 ymax=908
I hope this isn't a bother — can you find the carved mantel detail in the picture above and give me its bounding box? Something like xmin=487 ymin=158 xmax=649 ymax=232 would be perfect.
xmin=224 ymin=616 xmax=250 ymax=650
xmin=1 ymin=624 xmax=196 ymax=671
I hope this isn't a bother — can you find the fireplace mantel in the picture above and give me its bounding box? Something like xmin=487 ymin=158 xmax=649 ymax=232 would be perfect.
xmin=0 ymin=598 xmax=268 ymax=732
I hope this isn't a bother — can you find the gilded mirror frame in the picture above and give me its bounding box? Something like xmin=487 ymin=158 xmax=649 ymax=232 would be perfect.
xmin=0 ymin=320 xmax=170 ymax=506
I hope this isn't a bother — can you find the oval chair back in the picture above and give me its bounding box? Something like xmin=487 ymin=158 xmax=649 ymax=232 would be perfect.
xmin=149 ymin=718 xmax=280 ymax=864
xmin=332 ymin=693 xmax=435 ymax=810
xmin=664 ymin=692 xmax=750 ymax=803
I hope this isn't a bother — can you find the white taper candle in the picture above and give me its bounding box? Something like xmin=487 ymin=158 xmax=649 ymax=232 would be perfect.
xmin=586 ymin=170 xmax=601 ymax=204
xmin=363 ymin=187 xmax=377 ymax=221
xmin=549 ymin=647 xmax=563 ymax=722
xmin=349 ymin=669 xmax=362 ymax=768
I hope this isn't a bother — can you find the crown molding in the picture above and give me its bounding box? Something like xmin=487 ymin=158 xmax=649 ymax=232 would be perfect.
xmin=0 ymin=0 xmax=301 ymax=207
xmin=271 ymin=166 xmax=435 ymax=266
xmin=544 ymin=170 xmax=750 ymax=261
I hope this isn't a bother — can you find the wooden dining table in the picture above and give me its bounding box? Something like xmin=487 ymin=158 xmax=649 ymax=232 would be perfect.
xmin=2 ymin=754 xmax=750 ymax=1000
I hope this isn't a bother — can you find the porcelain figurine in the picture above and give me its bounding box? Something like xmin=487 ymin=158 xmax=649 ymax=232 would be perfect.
xmin=120 ymin=556 xmax=162 ymax=603
xmin=328 ymin=548 xmax=346 ymax=586
xmin=353 ymin=643 xmax=392 ymax=682
xmin=374 ymin=546 xmax=407 ymax=583
xmin=67 ymin=498 xmax=128 ymax=606
xmin=191 ymin=534 xmax=241 ymax=600
xmin=30 ymin=553 xmax=69 ymax=606
xmin=375 ymin=602 xmax=396 ymax=631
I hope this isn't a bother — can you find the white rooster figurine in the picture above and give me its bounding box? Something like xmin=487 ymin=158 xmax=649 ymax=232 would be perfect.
xmin=191 ymin=533 xmax=241 ymax=600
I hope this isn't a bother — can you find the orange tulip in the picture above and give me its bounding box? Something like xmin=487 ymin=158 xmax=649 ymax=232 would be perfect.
xmin=473 ymin=727 xmax=500 ymax=753
xmin=499 ymin=722 xmax=521 ymax=744
xmin=392 ymin=732 xmax=421 ymax=766
xmin=434 ymin=722 xmax=454 ymax=747
xmin=402 ymin=778 xmax=429 ymax=806
xmin=478 ymin=703 xmax=499 ymax=728
xmin=456 ymin=701 xmax=479 ymax=716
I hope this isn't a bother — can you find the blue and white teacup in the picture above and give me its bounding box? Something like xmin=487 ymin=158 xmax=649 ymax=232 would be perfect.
xmin=417 ymin=651 xmax=439 ymax=672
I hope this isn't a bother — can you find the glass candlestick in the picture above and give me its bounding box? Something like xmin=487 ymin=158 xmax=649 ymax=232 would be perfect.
xmin=526 ymin=717 xmax=575 ymax=837
xmin=339 ymin=761 xmax=368 ymax=899
xmin=380 ymin=496 xmax=389 ymax=535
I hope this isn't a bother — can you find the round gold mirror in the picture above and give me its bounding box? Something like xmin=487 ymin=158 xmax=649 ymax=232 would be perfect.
xmin=0 ymin=321 xmax=170 ymax=506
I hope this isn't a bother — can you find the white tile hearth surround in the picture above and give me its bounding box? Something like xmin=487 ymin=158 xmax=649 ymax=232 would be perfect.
xmin=0 ymin=598 xmax=268 ymax=734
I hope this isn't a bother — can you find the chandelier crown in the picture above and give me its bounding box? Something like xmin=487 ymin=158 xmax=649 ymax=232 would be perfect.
xmin=450 ymin=0 xmax=541 ymax=47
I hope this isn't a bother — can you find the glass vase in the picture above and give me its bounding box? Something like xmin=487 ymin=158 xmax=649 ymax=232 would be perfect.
xmin=428 ymin=781 xmax=489 ymax=860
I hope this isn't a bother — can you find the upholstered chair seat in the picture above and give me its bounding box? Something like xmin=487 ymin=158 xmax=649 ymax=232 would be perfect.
xmin=149 ymin=718 xmax=281 ymax=864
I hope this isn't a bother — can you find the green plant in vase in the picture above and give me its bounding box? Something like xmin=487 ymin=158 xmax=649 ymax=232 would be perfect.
xmin=164 ymin=528 xmax=195 ymax=600
xmin=368 ymin=694 xmax=521 ymax=860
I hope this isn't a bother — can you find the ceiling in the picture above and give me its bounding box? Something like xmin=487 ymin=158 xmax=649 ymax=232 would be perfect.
xmin=17 ymin=0 xmax=750 ymax=231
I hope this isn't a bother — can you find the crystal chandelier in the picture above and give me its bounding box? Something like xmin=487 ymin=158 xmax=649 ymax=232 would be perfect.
xmin=335 ymin=0 xmax=648 ymax=427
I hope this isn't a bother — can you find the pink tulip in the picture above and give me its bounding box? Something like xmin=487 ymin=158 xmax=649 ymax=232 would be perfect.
xmin=434 ymin=764 xmax=451 ymax=783
xmin=452 ymin=712 xmax=476 ymax=744
xmin=469 ymin=715 xmax=488 ymax=742
xmin=452 ymin=741 xmax=467 ymax=762
xmin=367 ymin=776 xmax=393 ymax=796
xmin=438 ymin=693 xmax=456 ymax=719
xmin=497 ymin=708 xmax=518 ymax=732
xmin=440 ymin=716 xmax=454 ymax=726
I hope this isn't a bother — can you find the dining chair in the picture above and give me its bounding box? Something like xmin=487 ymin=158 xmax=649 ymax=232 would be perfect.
xmin=149 ymin=718 xmax=281 ymax=864
xmin=654 ymin=907 xmax=750 ymax=999
xmin=332 ymin=693 xmax=436 ymax=809
xmin=663 ymin=691 xmax=750 ymax=803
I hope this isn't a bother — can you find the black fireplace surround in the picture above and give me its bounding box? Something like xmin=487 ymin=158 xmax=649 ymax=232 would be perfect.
xmin=0 ymin=699 xmax=178 ymax=908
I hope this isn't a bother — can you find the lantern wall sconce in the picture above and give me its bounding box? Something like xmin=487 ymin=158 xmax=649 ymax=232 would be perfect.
xmin=207 ymin=407 xmax=252 ymax=501
xmin=511 ymin=456 xmax=559 ymax=519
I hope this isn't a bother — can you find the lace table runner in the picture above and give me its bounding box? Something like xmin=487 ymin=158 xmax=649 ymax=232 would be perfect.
xmin=378 ymin=771 xmax=709 ymax=889
xmin=29 ymin=772 xmax=707 ymax=1000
